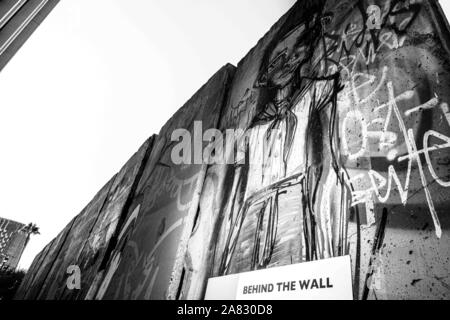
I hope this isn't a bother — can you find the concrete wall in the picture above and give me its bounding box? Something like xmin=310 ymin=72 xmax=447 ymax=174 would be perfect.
xmin=16 ymin=0 xmax=450 ymax=300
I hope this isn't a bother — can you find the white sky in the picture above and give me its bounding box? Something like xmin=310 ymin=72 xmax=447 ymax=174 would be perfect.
xmin=0 ymin=1 xmax=449 ymax=270
xmin=0 ymin=0 xmax=296 ymax=269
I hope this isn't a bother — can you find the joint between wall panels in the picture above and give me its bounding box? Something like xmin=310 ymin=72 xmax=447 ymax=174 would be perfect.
xmin=82 ymin=136 xmax=157 ymax=300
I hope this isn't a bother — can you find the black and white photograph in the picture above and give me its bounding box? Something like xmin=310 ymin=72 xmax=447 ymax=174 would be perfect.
xmin=1 ymin=0 xmax=450 ymax=313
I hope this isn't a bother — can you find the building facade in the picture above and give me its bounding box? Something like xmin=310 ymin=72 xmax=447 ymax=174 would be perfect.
xmin=0 ymin=218 xmax=28 ymax=272
xmin=0 ymin=0 xmax=59 ymax=72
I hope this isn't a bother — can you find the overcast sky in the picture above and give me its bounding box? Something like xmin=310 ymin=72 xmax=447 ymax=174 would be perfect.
xmin=0 ymin=0 xmax=297 ymax=269
xmin=1 ymin=1 xmax=450 ymax=270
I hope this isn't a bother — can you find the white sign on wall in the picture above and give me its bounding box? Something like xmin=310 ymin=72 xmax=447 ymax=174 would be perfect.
xmin=205 ymin=256 xmax=353 ymax=300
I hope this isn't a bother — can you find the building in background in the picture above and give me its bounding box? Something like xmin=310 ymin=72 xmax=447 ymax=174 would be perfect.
xmin=0 ymin=218 xmax=31 ymax=272
xmin=0 ymin=0 xmax=59 ymax=72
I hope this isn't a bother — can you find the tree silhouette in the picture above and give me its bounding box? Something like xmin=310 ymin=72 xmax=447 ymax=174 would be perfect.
xmin=22 ymin=223 xmax=39 ymax=250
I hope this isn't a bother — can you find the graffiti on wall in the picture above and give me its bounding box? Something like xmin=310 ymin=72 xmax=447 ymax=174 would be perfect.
xmin=210 ymin=0 xmax=450 ymax=299
xmin=91 ymin=65 xmax=235 ymax=300
xmin=16 ymin=0 xmax=450 ymax=300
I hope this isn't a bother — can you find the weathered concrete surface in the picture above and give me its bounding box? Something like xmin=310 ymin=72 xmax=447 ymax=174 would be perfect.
xmin=15 ymin=137 xmax=155 ymax=301
xmin=17 ymin=0 xmax=450 ymax=300
xmin=321 ymin=0 xmax=450 ymax=299
xmin=28 ymin=138 xmax=154 ymax=301
xmin=186 ymin=0 xmax=450 ymax=300
xmin=207 ymin=2 xmax=312 ymax=283
xmin=94 ymin=64 xmax=235 ymax=300
xmin=20 ymin=219 xmax=75 ymax=300
xmin=72 ymin=137 xmax=154 ymax=300
xmin=14 ymin=240 xmax=50 ymax=300
xmin=36 ymin=178 xmax=115 ymax=300
xmin=180 ymin=7 xmax=300 ymax=299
